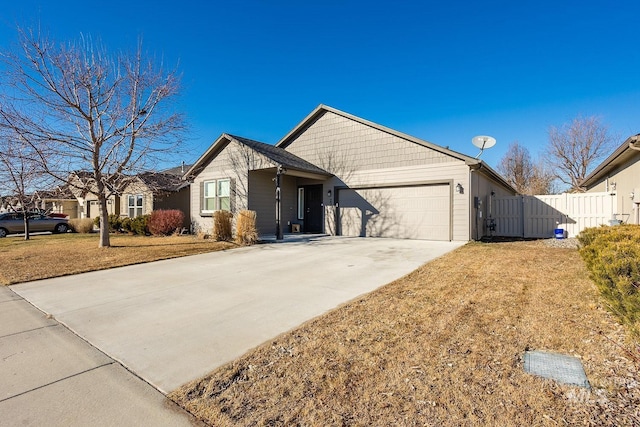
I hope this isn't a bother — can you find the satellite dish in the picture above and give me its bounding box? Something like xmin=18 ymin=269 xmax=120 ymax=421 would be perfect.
xmin=471 ymin=135 xmax=496 ymax=158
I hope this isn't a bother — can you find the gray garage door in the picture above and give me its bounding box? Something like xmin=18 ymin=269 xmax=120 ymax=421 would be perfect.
xmin=337 ymin=184 xmax=451 ymax=241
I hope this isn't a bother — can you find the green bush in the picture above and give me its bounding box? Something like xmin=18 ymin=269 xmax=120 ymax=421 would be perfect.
xmin=93 ymin=214 xmax=124 ymax=232
xmin=148 ymin=209 xmax=184 ymax=236
xmin=578 ymin=225 xmax=640 ymax=337
xmin=69 ymin=218 xmax=95 ymax=233
xmin=213 ymin=210 xmax=233 ymax=241
xmin=121 ymin=214 xmax=150 ymax=235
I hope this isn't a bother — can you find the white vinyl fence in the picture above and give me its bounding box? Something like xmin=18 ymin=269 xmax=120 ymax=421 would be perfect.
xmin=492 ymin=192 xmax=617 ymax=238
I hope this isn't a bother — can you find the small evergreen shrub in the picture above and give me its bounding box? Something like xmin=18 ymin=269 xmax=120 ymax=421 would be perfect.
xmin=93 ymin=214 xmax=122 ymax=232
xmin=578 ymin=224 xmax=640 ymax=337
xmin=235 ymin=210 xmax=258 ymax=245
xmin=148 ymin=209 xmax=185 ymax=236
xmin=213 ymin=210 xmax=233 ymax=241
xmin=69 ymin=218 xmax=95 ymax=233
xmin=121 ymin=214 xmax=150 ymax=235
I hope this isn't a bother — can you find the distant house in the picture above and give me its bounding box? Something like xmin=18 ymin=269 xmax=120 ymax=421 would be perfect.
xmin=68 ymin=168 xmax=191 ymax=227
xmin=185 ymin=105 xmax=516 ymax=241
xmin=34 ymin=185 xmax=79 ymax=218
xmin=581 ymin=134 xmax=640 ymax=224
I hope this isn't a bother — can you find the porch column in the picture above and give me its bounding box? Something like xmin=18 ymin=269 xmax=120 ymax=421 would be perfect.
xmin=275 ymin=165 xmax=285 ymax=240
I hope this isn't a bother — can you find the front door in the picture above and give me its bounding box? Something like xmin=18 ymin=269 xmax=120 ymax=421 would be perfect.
xmin=304 ymin=185 xmax=323 ymax=233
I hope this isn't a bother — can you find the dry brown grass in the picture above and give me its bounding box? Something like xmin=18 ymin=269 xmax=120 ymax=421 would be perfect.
xmin=0 ymin=233 xmax=234 ymax=285
xmin=170 ymin=241 xmax=639 ymax=426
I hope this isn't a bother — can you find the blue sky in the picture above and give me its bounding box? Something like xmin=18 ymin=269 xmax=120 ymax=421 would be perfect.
xmin=1 ymin=1 xmax=639 ymax=169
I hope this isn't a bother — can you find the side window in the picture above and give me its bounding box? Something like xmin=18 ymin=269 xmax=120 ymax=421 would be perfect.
xmin=202 ymin=179 xmax=231 ymax=214
xmin=128 ymin=194 xmax=144 ymax=217
xmin=217 ymin=179 xmax=230 ymax=211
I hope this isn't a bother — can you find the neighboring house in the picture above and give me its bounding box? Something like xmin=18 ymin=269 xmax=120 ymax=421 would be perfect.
xmin=34 ymin=185 xmax=79 ymax=218
xmin=120 ymin=171 xmax=191 ymax=228
xmin=68 ymin=169 xmax=191 ymax=227
xmin=581 ymin=134 xmax=640 ymax=224
xmin=186 ymin=105 xmax=516 ymax=241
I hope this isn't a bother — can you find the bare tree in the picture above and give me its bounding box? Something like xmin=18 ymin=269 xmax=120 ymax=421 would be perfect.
xmin=546 ymin=116 xmax=616 ymax=192
xmin=0 ymin=131 xmax=53 ymax=239
xmin=0 ymin=28 xmax=185 ymax=247
xmin=497 ymin=142 xmax=555 ymax=195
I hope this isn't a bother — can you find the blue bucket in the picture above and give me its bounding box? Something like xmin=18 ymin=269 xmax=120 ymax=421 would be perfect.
xmin=554 ymin=228 xmax=565 ymax=239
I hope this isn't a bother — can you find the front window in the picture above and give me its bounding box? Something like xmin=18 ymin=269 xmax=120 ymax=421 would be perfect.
xmin=202 ymin=179 xmax=231 ymax=213
xmin=128 ymin=194 xmax=143 ymax=217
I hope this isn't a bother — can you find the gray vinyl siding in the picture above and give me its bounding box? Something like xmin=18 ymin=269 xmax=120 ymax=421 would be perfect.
xmin=248 ymin=170 xmax=297 ymax=235
xmin=189 ymin=140 xmax=270 ymax=234
xmin=585 ymin=154 xmax=640 ymax=224
xmin=470 ymin=170 xmax=517 ymax=239
xmin=284 ymin=111 xmax=453 ymax=175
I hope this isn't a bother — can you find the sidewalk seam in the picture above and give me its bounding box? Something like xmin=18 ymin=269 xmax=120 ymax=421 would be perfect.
xmin=0 ymin=323 xmax=57 ymax=339
xmin=0 ymin=362 xmax=115 ymax=403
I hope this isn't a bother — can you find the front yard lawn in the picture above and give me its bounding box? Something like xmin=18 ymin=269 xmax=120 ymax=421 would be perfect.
xmin=170 ymin=240 xmax=639 ymax=426
xmin=0 ymin=233 xmax=234 ymax=285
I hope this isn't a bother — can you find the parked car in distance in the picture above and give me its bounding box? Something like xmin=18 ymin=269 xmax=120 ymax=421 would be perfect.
xmin=0 ymin=212 xmax=69 ymax=237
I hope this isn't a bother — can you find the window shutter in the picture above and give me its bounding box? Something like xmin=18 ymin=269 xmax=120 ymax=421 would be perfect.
xmin=199 ymin=181 xmax=204 ymax=216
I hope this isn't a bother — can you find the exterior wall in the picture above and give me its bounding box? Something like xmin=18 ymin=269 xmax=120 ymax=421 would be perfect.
xmin=40 ymin=199 xmax=78 ymax=218
xmin=189 ymin=140 xmax=276 ymax=234
xmin=154 ymin=187 xmax=191 ymax=228
xmin=77 ymin=194 xmax=119 ymax=218
xmin=248 ymin=171 xmax=297 ymax=235
xmin=284 ymin=111 xmax=454 ymax=173
xmin=585 ymin=154 xmax=640 ymax=224
xmin=282 ymin=111 xmax=478 ymax=240
xmin=119 ymin=181 xmax=153 ymax=218
xmin=470 ymin=170 xmax=516 ymax=240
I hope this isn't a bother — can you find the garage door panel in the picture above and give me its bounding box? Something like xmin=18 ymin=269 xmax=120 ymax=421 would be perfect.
xmin=338 ymin=185 xmax=450 ymax=240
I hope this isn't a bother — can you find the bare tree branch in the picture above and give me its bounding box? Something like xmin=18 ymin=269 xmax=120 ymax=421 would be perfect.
xmin=497 ymin=142 xmax=556 ymax=195
xmin=0 ymin=27 xmax=186 ymax=247
xmin=545 ymin=115 xmax=616 ymax=192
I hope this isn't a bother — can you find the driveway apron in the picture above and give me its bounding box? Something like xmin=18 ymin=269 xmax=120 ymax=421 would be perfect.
xmin=12 ymin=237 xmax=465 ymax=394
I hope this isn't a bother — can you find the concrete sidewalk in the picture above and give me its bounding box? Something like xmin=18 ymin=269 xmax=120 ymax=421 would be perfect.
xmin=12 ymin=237 xmax=464 ymax=394
xmin=0 ymin=286 xmax=197 ymax=427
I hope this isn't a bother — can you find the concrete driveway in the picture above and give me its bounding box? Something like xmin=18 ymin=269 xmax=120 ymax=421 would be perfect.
xmin=12 ymin=236 xmax=464 ymax=394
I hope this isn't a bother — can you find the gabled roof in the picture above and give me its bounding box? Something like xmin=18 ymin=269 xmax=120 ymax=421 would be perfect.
xmin=581 ymin=134 xmax=640 ymax=188
xmin=162 ymin=164 xmax=193 ymax=176
xmin=137 ymin=171 xmax=189 ymax=193
xmin=228 ymin=135 xmax=329 ymax=175
xmin=275 ymin=104 xmax=515 ymax=192
xmin=34 ymin=184 xmax=76 ymax=200
xmin=184 ymin=133 xmax=331 ymax=180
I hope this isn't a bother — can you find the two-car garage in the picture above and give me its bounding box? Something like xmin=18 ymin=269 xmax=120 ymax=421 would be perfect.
xmin=336 ymin=183 xmax=452 ymax=241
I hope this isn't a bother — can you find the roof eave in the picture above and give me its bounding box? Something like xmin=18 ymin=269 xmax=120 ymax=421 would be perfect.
xmin=183 ymin=134 xmax=233 ymax=180
xmin=581 ymin=134 xmax=640 ymax=187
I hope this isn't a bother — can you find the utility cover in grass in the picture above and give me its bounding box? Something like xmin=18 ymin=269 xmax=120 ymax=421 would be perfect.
xmin=523 ymin=350 xmax=590 ymax=388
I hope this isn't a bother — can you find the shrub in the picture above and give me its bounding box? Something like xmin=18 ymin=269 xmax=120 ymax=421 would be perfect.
xmin=92 ymin=214 xmax=122 ymax=232
xmin=121 ymin=214 xmax=150 ymax=235
xmin=213 ymin=210 xmax=233 ymax=241
xmin=235 ymin=210 xmax=258 ymax=245
xmin=69 ymin=218 xmax=95 ymax=234
xmin=578 ymin=224 xmax=640 ymax=337
xmin=148 ymin=209 xmax=185 ymax=236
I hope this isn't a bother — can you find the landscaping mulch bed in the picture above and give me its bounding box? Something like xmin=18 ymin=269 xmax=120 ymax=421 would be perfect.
xmin=171 ymin=240 xmax=639 ymax=426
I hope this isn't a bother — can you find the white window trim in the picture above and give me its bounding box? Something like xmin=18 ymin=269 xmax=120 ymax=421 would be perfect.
xmin=128 ymin=194 xmax=144 ymax=218
xmin=202 ymin=178 xmax=231 ymax=214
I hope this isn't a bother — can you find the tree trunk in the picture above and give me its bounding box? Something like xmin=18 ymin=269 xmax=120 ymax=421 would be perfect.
xmin=23 ymin=214 xmax=30 ymax=241
xmin=98 ymin=195 xmax=111 ymax=248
